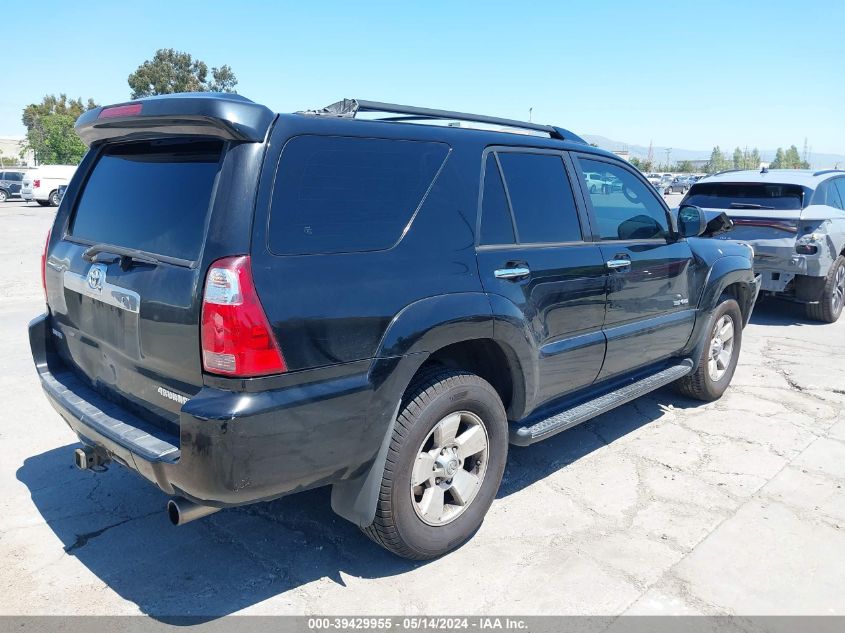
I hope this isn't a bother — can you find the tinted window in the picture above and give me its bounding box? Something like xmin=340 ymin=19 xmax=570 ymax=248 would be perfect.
xmin=815 ymin=180 xmax=844 ymax=210
xmin=497 ymin=152 xmax=581 ymax=243
xmin=70 ymin=140 xmax=222 ymax=260
xmin=7 ymin=172 xmax=22 ymax=182
xmin=579 ymin=158 xmax=669 ymax=241
xmin=269 ymin=136 xmax=449 ymax=255
xmin=685 ymin=182 xmax=804 ymax=210
xmin=834 ymin=179 xmax=845 ymax=210
xmin=479 ymin=154 xmax=514 ymax=245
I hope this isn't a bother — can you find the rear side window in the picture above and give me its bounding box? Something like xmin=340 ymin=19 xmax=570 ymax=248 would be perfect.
xmin=269 ymin=136 xmax=449 ymax=255
xmin=479 ymin=154 xmax=515 ymax=245
xmin=685 ymin=182 xmax=804 ymax=210
xmin=497 ymin=152 xmax=582 ymax=243
xmin=70 ymin=139 xmax=222 ymax=261
xmin=815 ymin=180 xmax=844 ymax=210
xmin=8 ymin=172 xmax=23 ymax=182
xmin=834 ymin=179 xmax=845 ymax=209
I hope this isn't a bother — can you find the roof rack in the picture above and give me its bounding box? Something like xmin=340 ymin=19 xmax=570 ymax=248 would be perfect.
xmin=713 ymin=169 xmax=744 ymax=176
xmin=813 ymin=169 xmax=845 ymax=177
xmin=301 ymin=99 xmax=587 ymax=144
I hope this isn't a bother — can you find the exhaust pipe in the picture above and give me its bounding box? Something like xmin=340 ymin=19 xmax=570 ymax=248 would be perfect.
xmin=167 ymin=497 xmax=221 ymax=526
xmin=74 ymin=446 xmax=108 ymax=470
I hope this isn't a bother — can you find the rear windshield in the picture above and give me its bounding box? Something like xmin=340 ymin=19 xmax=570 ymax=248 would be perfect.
xmin=70 ymin=139 xmax=223 ymax=260
xmin=685 ymin=182 xmax=804 ymax=210
xmin=268 ymin=135 xmax=449 ymax=255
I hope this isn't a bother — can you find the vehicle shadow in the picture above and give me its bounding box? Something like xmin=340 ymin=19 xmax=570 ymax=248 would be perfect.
xmin=749 ymin=298 xmax=822 ymax=326
xmin=16 ymin=387 xmax=700 ymax=621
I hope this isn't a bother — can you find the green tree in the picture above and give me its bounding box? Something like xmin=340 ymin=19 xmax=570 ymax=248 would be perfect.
xmin=771 ymin=147 xmax=785 ymax=168
xmin=629 ymin=156 xmax=643 ymax=170
xmin=749 ymin=148 xmax=761 ymax=170
xmin=128 ymin=48 xmax=238 ymax=99
xmin=707 ymin=146 xmax=727 ymax=173
xmin=732 ymin=147 xmax=744 ymax=169
xmin=677 ymin=160 xmax=694 ymax=173
xmin=783 ymin=145 xmax=809 ymax=169
xmin=21 ymin=94 xmax=98 ymax=165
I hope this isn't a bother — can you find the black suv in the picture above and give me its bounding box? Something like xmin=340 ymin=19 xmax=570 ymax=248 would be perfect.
xmin=30 ymin=94 xmax=759 ymax=559
xmin=0 ymin=170 xmax=24 ymax=202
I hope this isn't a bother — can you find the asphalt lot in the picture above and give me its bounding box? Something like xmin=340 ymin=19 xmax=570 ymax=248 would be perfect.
xmin=1 ymin=196 xmax=844 ymax=618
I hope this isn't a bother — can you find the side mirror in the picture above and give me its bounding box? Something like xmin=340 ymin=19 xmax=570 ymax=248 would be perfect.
xmin=677 ymin=204 xmax=707 ymax=238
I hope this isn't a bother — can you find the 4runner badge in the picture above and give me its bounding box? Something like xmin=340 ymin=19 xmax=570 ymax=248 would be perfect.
xmin=86 ymin=264 xmax=107 ymax=292
xmin=157 ymin=386 xmax=189 ymax=406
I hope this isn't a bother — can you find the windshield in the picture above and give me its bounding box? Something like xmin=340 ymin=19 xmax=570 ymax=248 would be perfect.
xmin=70 ymin=139 xmax=223 ymax=260
xmin=685 ymin=182 xmax=804 ymax=210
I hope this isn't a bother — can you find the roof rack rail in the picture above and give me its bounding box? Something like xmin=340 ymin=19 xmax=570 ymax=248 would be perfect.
xmin=813 ymin=168 xmax=845 ymax=177
xmin=713 ymin=169 xmax=744 ymax=176
xmin=301 ymin=98 xmax=587 ymax=144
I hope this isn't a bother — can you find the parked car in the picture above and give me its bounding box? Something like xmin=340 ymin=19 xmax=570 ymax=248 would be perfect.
xmin=21 ymin=165 xmax=76 ymax=206
xmin=668 ymin=175 xmax=695 ymax=194
xmin=682 ymin=168 xmax=845 ymax=322
xmin=31 ymin=94 xmax=758 ymax=559
xmin=647 ymin=172 xmax=662 ymax=185
xmin=0 ymin=170 xmax=25 ymax=202
xmin=55 ymin=184 xmax=67 ymax=205
xmin=584 ymin=171 xmax=610 ymax=193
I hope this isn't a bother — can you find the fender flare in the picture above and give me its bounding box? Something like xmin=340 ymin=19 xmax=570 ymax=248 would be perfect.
xmin=330 ymin=292 xmax=536 ymax=527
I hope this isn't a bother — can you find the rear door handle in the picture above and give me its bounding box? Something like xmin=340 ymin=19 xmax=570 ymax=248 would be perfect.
xmin=494 ymin=266 xmax=530 ymax=280
xmin=606 ymin=258 xmax=631 ymax=270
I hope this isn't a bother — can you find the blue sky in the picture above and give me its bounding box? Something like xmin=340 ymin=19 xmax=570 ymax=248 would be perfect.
xmin=3 ymin=0 xmax=844 ymax=154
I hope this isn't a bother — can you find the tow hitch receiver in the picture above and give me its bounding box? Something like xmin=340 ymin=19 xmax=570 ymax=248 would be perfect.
xmin=73 ymin=446 xmax=109 ymax=470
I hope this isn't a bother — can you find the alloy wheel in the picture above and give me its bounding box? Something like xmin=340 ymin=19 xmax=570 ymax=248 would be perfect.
xmin=708 ymin=314 xmax=735 ymax=381
xmin=411 ymin=411 xmax=489 ymax=526
xmin=832 ymin=265 xmax=845 ymax=314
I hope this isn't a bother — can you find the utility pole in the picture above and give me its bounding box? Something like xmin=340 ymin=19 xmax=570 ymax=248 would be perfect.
xmin=665 ymin=148 xmax=672 ymax=170
xmin=528 ymin=107 xmax=533 ymax=123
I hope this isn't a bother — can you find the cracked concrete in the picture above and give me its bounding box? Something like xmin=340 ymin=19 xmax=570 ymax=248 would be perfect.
xmin=1 ymin=198 xmax=844 ymax=618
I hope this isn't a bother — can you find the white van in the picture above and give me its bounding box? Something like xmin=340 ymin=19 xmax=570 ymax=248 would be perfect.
xmin=21 ymin=165 xmax=77 ymax=206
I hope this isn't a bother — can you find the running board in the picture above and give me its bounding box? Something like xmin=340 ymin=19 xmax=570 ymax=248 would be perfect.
xmin=510 ymin=359 xmax=693 ymax=446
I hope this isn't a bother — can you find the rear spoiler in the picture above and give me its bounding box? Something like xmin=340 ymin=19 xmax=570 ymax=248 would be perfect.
xmin=75 ymin=93 xmax=276 ymax=146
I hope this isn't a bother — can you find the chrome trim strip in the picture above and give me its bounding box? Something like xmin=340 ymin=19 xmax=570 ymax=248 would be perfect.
xmin=64 ymin=271 xmax=140 ymax=313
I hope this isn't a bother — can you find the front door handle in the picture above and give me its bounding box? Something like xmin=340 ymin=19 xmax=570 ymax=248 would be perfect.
xmin=606 ymin=258 xmax=632 ymax=270
xmin=494 ymin=266 xmax=530 ymax=280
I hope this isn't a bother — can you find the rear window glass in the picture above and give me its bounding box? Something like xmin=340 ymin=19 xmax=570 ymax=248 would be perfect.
xmin=685 ymin=182 xmax=804 ymax=210
xmin=268 ymin=136 xmax=449 ymax=255
xmin=70 ymin=140 xmax=222 ymax=260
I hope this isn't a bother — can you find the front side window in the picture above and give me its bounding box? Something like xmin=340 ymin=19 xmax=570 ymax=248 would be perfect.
xmin=497 ymin=152 xmax=582 ymax=243
xmin=578 ymin=158 xmax=669 ymax=241
xmin=268 ymin=136 xmax=449 ymax=255
xmin=833 ymin=179 xmax=845 ymax=210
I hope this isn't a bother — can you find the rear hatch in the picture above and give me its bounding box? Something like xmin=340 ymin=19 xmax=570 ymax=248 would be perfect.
xmin=684 ymin=181 xmax=806 ymax=262
xmin=44 ymin=94 xmax=275 ymax=432
xmin=48 ymin=139 xmax=222 ymax=431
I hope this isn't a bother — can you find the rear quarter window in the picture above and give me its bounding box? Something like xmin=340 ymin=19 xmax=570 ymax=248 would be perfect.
xmin=69 ymin=139 xmax=223 ymax=261
xmin=268 ymin=136 xmax=449 ymax=255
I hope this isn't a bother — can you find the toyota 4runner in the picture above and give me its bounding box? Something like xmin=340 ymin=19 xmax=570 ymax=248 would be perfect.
xmin=30 ymin=94 xmax=758 ymax=559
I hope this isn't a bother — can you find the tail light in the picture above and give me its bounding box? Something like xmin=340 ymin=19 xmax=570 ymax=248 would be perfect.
xmin=201 ymin=255 xmax=286 ymax=377
xmin=33 ymin=179 xmax=41 ymax=189
xmin=41 ymin=229 xmax=51 ymax=302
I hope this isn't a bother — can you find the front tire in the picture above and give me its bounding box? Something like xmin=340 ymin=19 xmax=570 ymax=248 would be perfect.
xmin=0 ymin=190 xmax=7 ymax=203
xmin=36 ymin=200 xmax=50 ymax=207
xmin=48 ymin=190 xmax=60 ymax=206
xmin=362 ymin=367 xmax=508 ymax=559
xmin=806 ymin=255 xmax=845 ymax=323
xmin=676 ymin=299 xmax=743 ymax=401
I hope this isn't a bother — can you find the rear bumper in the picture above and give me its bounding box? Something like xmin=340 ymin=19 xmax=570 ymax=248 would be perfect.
xmin=30 ymin=313 xmax=379 ymax=507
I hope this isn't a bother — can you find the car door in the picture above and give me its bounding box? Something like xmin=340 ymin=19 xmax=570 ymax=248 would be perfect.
xmin=573 ymin=154 xmax=698 ymax=381
xmin=475 ymin=148 xmax=608 ymax=408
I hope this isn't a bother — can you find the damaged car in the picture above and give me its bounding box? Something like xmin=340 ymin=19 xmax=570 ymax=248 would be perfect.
xmin=682 ymin=169 xmax=845 ymax=322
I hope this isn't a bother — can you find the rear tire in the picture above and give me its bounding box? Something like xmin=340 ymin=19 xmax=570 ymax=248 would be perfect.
xmin=48 ymin=190 xmax=60 ymax=206
xmin=0 ymin=190 xmax=7 ymax=203
xmin=676 ymin=299 xmax=743 ymax=401
xmin=806 ymin=255 xmax=845 ymax=323
xmin=362 ymin=367 xmax=508 ymax=559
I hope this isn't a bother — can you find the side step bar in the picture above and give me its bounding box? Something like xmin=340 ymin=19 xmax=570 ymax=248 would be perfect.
xmin=510 ymin=360 xmax=693 ymax=446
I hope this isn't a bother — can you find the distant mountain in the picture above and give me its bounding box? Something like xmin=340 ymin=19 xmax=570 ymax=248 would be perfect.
xmin=582 ymin=134 xmax=845 ymax=169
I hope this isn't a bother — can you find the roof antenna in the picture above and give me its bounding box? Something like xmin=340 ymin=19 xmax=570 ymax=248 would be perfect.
xmin=761 ymin=166 xmax=769 ymax=174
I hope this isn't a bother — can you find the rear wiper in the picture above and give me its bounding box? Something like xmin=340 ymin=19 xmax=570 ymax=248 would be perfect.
xmin=83 ymin=244 xmax=160 ymax=267
xmin=728 ymin=202 xmax=776 ymax=210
